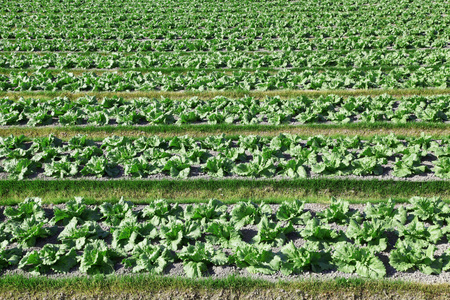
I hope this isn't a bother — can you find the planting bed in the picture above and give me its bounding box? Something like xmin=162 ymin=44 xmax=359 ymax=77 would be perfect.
xmin=1 ymin=197 xmax=450 ymax=283
xmin=1 ymin=0 xmax=450 ymax=298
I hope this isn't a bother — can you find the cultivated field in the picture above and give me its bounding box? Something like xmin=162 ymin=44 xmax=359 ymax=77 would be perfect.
xmin=0 ymin=0 xmax=450 ymax=299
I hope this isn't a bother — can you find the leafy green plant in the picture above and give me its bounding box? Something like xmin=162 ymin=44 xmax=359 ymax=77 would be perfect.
xmin=141 ymin=199 xmax=183 ymax=226
xmin=18 ymin=244 xmax=77 ymax=275
xmin=316 ymin=198 xmax=361 ymax=224
xmin=43 ymin=157 xmax=78 ymax=178
xmin=159 ymin=218 xmax=202 ymax=251
xmin=346 ymin=219 xmax=388 ymax=253
xmin=276 ymin=199 xmax=312 ymax=225
xmin=351 ymin=157 xmax=386 ymax=176
xmin=123 ymin=157 xmax=161 ymax=178
xmin=2 ymin=158 xmax=40 ymax=180
xmin=230 ymin=201 xmax=272 ymax=229
xmin=279 ymin=241 xmax=332 ymax=275
xmin=205 ymin=221 xmax=243 ymax=248
xmin=278 ymin=159 xmax=307 ymax=178
xmin=299 ymin=218 xmax=344 ymax=249
xmin=251 ymin=216 xmax=294 ymax=247
xmin=363 ymin=199 xmax=397 ymax=222
xmin=122 ymin=240 xmax=175 ymax=274
xmin=408 ymin=196 xmax=450 ymax=225
xmin=311 ymin=152 xmax=353 ymax=176
xmin=332 ymin=242 xmax=386 ymax=279
xmin=78 ymin=240 xmax=126 ymax=275
xmin=99 ymin=197 xmax=137 ymax=227
xmin=80 ymin=156 xmax=119 ymax=177
xmin=105 ymin=144 xmax=137 ymax=164
xmin=8 ymin=217 xmax=57 ymax=248
xmin=231 ymin=243 xmax=281 ymax=275
xmin=58 ymin=217 xmax=109 ymax=250
xmin=202 ymin=156 xmax=233 ymax=177
xmin=233 ymin=156 xmax=277 ymax=178
xmin=392 ymin=153 xmax=429 ymax=177
xmin=72 ymin=146 xmax=103 ymax=164
xmin=111 ymin=218 xmax=158 ymax=252
xmin=4 ymin=197 xmax=46 ymax=222
xmin=183 ymin=199 xmax=227 ymax=225
xmin=177 ymin=242 xmax=228 ymax=278
xmin=434 ymin=157 xmax=450 ymax=179
xmin=51 ymin=197 xmax=101 ymax=225
xmin=389 ymin=240 xmax=443 ymax=275
xmin=162 ymin=156 xmax=191 ymax=179
xmin=397 ymin=217 xmax=443 ymax=247
xmin=0 ymin=241 xmax=22 ymax=272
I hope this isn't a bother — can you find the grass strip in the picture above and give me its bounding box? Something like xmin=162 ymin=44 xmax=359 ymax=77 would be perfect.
xmin=0 ymin=123 xmax=448 ymax=139
xmin=0 ymin=274 xmax=448 ymax=300
xmin=1 ymin=88 xmax=450 ymax=100
xmin=0 ymin=179 xmax=448 ymax=205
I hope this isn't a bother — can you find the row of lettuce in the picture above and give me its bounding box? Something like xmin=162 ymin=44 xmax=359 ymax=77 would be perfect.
xmin=3 ymin=7 xmax=448 ymax=41
xmin=0 ymin=196 xmax=449 ymax=278
xmin=1 ymin=35 xmax=448 ymax=52
xmin=1 ymin=68 xmax=450 ymax=91
xmin=2 ymin=94 xmax=450 ymax=126
xmin=1 ymin=133 xmax=450 ymax=179
xmin=2 ymin=50 xmax=450 ymax=70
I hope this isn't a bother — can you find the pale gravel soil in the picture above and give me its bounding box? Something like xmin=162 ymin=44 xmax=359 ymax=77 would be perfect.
xmin=1 ymin=202 xmax=450 ymax=284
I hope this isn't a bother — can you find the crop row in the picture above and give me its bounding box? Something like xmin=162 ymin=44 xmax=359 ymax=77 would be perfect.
xmin=2 ymin=94 xmax=450 ymax=127
xmin=1 ymin=133 xmax=449 ymax=180
xmin=3 ymin=0 xmax=446 ymax=14
xmin=0 ymin=196 xmax=449 ymax=278
xmin=2 ymin=35 xmax=448 ymax=53
xmin=2 ymin=0 xmax=447 ymax=38
xmin=3 ymin=18 xmax=449 ymax=40
xmin=1 ymin=68 xmax=450 ymax=92
xmin=2 ymin=49 xmax=450 ymax=70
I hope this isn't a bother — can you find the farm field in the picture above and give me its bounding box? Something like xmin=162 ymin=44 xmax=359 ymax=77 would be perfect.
xmin=0 ymin=0 xmax=450 ymax=299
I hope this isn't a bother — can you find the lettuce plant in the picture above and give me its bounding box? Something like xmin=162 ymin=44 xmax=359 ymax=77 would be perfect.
xmin=51 ymin=197 xmax=101 ymax=225
xmin=251 ymin=216 xmax=294 ymax=247
xmin=111 ymin=218 xmax=158 ymax=252
xmin=141 ymin=199 xmax=183 ymax=226
xmin=99 ymin=197 xmax=137 ymax=227
xmin=205 ymin=221 xmax=243 ymax=248
xmin=78 ymin=240 xmax=125 ymax=275
xmin=0 ymin=241 xmax=21 ymax=272
xmin=316 ymin=198 xmax=362 ymax=224
xmin=177 ymin=242 xmax=228 ymax=278
xmin=276 ymin=199 xmax=312 ymax=225
xmin=4 ymin=197 xmax=46 ymax=222
xmin=279 ymin=241 xmax=332 ymax=275
xmin=18 ymin=244 xmax=77 ymax=275
xmin=159 ymin=218 xmax=202 ymax=251
xmin=346 ymin=219 xmax=388 ymax=253
xmin=43 ymin=157 xmax=78 ymax=178
xmin=8 ymin=217 xmax=57 ymax=248
xmin=230 ymin=201 xmax=272 ymax=229
xmin=408 ymin=196 xmax=450 ymax=225
xmin=231 ymin=243 xmax=281 ymax=275
xmin=122 ymin=240 xmax=175 ymax=274
xmin=58 ymin=217 xmax=109 ymax=250
xmin=390 ymin=240 xmax=442 ymax=275
xmin=183 ymin=199 xmax=227 ymax=225
xmin=332 ymin=242 xmax=386 ymax=279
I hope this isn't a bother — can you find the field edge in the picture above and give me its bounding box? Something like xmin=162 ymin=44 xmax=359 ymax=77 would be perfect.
xmin=0 ymin=274 xmax=448 ymax=300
